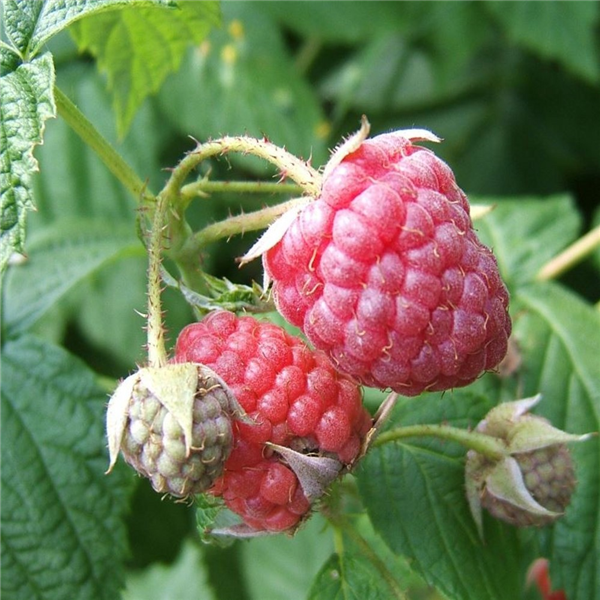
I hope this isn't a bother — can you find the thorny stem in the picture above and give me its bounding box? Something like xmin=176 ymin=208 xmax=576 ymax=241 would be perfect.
xmin=54 ymin=85 xmax=154 ymax=204
xmin=374 ymin=423 xmax=506 ymax=461
xmin=146 ymin=193 xmax=169 ymax=368
xmin=54 ymin=84 xmax=203 ymax=324
xmin=191 ymin=197 xmax=307 ymax=247
xmin=180 ymin=180 xmax=303 ymax=202
xmin=160 ymin=136 xmax=322 ymax=286
xmin=162 ymin=136 xmax=322 ymax=203
xmin=536 ymin=222 xmax=600 ymax=281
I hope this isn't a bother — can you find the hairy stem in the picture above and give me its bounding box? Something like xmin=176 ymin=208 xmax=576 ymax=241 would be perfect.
xmin=146 ymin=194 xmax=168 ymax=368
xmin=180 ymin=180 xmax=302 ymax=202
xmin=536 ymin=223 xmax=600 ymax=281
xmin=374 ymin=424 xmax=506 ymax=460
xmin=192 ymin=197 xmax=307 ymax=248
xmin=54 ymin=85 xmax=153 ymax=203
xmin=160 ymin=136 xmax=322 ymax=288
xmin=162 ymin=136 xmax=322 ymax=202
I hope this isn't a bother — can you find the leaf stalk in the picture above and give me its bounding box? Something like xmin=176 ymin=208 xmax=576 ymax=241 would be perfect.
xmin=54 ymin=85 xmax=153 ymax=203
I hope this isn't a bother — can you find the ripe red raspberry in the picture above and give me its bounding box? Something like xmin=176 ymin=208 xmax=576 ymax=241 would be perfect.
xmin=263 ymin=131 xmax=511 ymax=396
xmin=174 ymin=310 xmax=371 ymax=533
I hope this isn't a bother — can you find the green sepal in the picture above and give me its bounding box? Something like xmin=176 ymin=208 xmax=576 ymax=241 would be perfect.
xmin=485 ymin=457 xmax=560 ymax=519
xmin=106 ymin=371 xmax=139 ymax=472
xmin=139 ymin=363 xmax=198 ymax=454
xmin=508 ymin=417 xmax=593 ymax=455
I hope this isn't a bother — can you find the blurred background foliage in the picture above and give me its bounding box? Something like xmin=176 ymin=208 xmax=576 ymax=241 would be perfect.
xmin=17 ymin=2 xmax=600 ymax=598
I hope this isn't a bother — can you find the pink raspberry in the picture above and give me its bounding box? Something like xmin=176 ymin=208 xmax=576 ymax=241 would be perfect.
xmin=264 ymin=131 xmax=511 ymax=396
xmin=174 ymin=310 xmax=371 ymax=533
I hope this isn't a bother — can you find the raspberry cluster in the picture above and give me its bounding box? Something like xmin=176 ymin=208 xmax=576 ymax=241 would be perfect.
xmin=264 ymin=131 xmax=511 ymax=396
xmin=174 ymin=310 xmax=371 ymax=532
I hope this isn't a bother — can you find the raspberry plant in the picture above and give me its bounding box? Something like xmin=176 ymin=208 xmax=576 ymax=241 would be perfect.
xmin=2 ymin=3 xmax=600 ymax=600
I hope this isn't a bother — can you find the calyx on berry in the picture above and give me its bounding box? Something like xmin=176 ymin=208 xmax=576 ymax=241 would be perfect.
xmin=465 ymin=395 xmax=591 ymax=535
xmin=241 ymin=117 xmax=442 ymax=268
xmin=106 ymin=362 xmax=246 ymax=498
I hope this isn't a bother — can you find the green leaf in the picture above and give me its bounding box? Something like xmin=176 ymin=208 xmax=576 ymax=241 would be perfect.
xmin=0 ymin=52 xmax=55 ymax=273
xmin=307 ymin=552 xmax=397 ymax=600
xmin=2 ymin=218 xmax=142 ymax=336
xmin=357 ymin=389 xmax=530 ymax=600
xmin=350 ymin=514 xmax=438 ymax=597
xmin=513 ymin=282 xmax=600 ymax=600
xmin=486 ymin=1 xmax=600 ymax=84
xmin=1 ymin=43 xmax=21 ymax=73
xmin=157 ymin=2 xmax=327 ymax=171
xmin=123 ymin=540 xmax=216 ymax=600
xmin=320 ymin=34 xmax=437 ymax=114
xmin=1 ymin=335 xmax=133 ymax=600
xmin=262 ymin=1 xmax=425 ymax=43
xmin=1 ymin=0 xmax=173 ymax=61
xmin=473 ymin=195 xmax=581 ymax=287
xmin=70 ymin=1 xmax=220 ymax=137
xmin=241 ymin=515 xmax=334 ymax=600
xmin=319 ymin=3 xmax=489 ymax=113
xmin=515 ymin=62 xmax=600 ymax=172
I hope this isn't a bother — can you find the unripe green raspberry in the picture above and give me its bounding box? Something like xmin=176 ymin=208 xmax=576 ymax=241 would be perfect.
xmin=513 ymin=445 xmax=575 ymax=515
xmin=465 ymin=395 xmax=590 ymax=534
xmin=107 ymin=363 xmax=243 ymax=498
xmin=468 ymin=442 xmax=576 ymax=529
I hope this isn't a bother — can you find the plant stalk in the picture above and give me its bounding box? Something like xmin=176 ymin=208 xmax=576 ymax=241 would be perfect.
xmin=373 ymin=423 xmax=506 ymax=460
xmin=54 ymin=85 xmax=153 ymax=203
xmin=146 ymin=193 xmax=169 ymax=368
xmin=162 ymin=136 xmax=322 ymax=202
xmin=536 ymin=223 xmax=600 ymax=281
xmin=180 ymin=180 xmax=303 ymax=201
xmin=191 ymin=197 xmax=307 ymax=248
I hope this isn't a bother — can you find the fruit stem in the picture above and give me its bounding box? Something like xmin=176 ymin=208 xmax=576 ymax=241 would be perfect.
xmin=54 ymin=85 xmax=154 ymax=204
xmin=159 ymin=136 xmax=321 ymax=292
xmin=536 ymin=223 xmax=600 ymax=281
xmin=180 ymin=180 xmax=302 ymax=202
xmin=373 ymin=423 xmax=506 ymax=460
xmin=146 ymin=193 xmax=169 ymax=368
xmin=189 ymin=197 xmax=307 ymax=248
xmin=162 ymin=135 xmax=322 ymax=203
